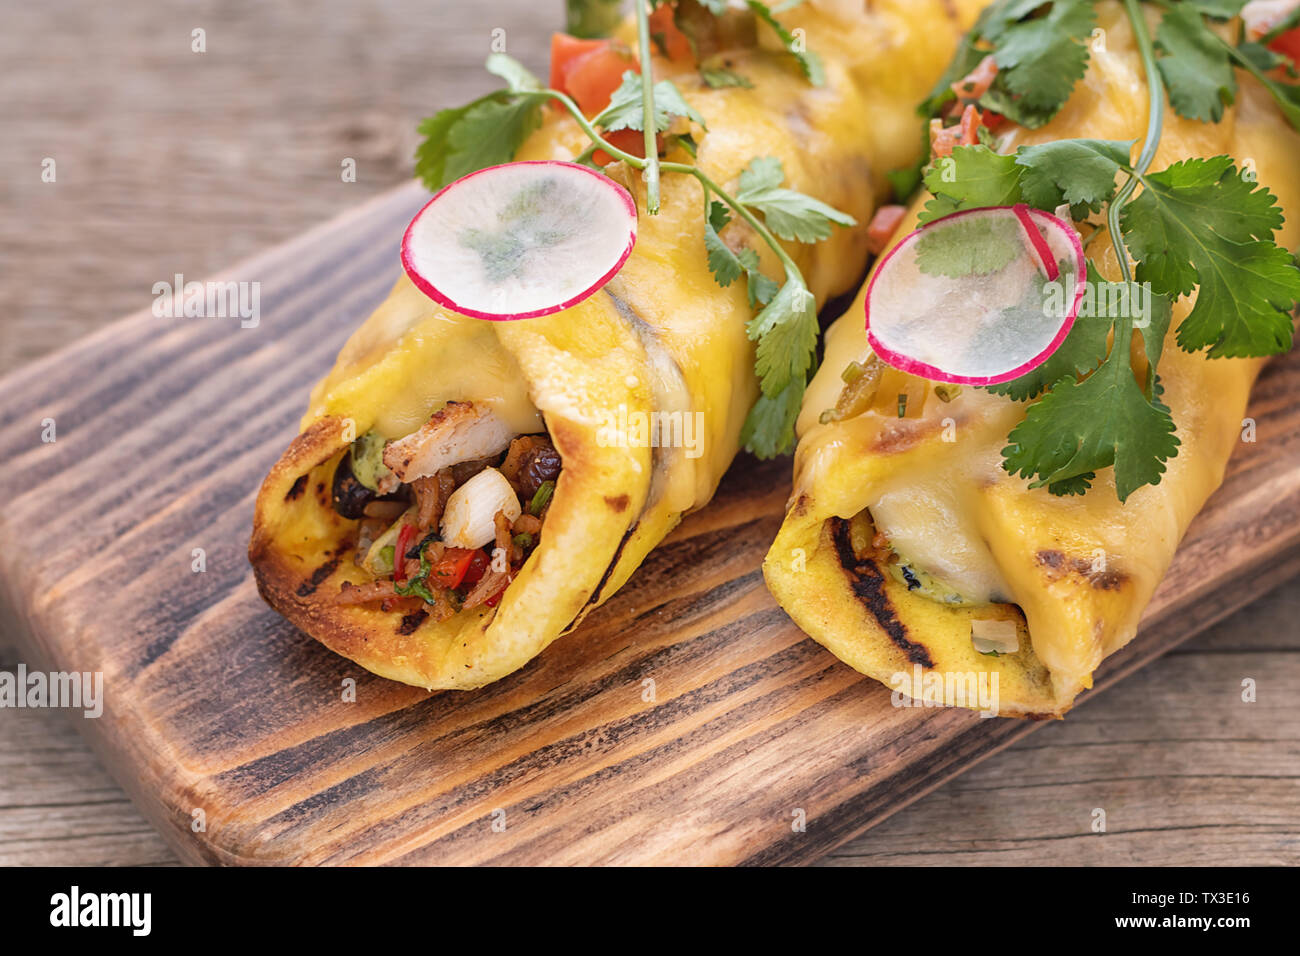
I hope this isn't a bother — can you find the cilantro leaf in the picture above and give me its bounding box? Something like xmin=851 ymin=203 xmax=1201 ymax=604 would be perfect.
xmin=1002 ymin=345 xmax=1180 ymax=502
xmin=1121 ymin=156 xmax=1300 ymax=357
xmin=747 ymin=267 xmax=780 ymax=308
xmin=485 ymin=53 xmax=541 ymax=92
xmin=705 ymin=200 xmax=778 ymax=306
xmin=745 ymin=1 xmax=825 ymax=86
xmin=741 ymin=379 xmax=805 ymax=459
xmin=984 ymin=0 xmax=1096 ymax=127
xmin=919 ymin=146 xmax=1023 ymax=224
xmin=414 ymin=91 xmax=545 ymax=192
xmin=1154 ymin=3 xmax=1238 ymax=123
xmin=594 ymin=72 xmax=708 ymax=133
xmin=1014 ymin=139 xmax=1133 ymax=215
xmin=1182 ymin=0 xmax=1250 ymax=18
xmin=704 ymin=204 xmax=746 ymax=288
xmin=735 ymin=157 xmax=857 ymax=243
xmin=1137 ymin=289 xmax=1175 ymax=393
xmin=747 ymin=278 xmax=818 ymax=397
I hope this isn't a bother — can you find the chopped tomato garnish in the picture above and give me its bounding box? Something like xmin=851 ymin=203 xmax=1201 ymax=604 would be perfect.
xmin=461 ymin=549 xmax=492 ymax=588
xmin=1270 ymin=27 xmax=1300 ymax=66
xmin=649 ymin=4 xmax=694 ymax=63
xmin=951 ymin=55 xmax=999 ymax=104
xmin=981 ymin=109 xmax=1007 ymax=132
xmin=550 ymin=33 xmax=638 ymax=116
xmin=593 ymin=127 xmax=652 ymax=166
xmin=430 ymin=547 xmax=477 ymax=590
xmin=867 ymin=205 xmax=908 ymax=255
xmin=550 ymin=34 xmax=607 ymax=91
xmin=930 ymin=105 xmax=982 ymax=159
xmin=394 ymin=524 xmax=416 ymax=582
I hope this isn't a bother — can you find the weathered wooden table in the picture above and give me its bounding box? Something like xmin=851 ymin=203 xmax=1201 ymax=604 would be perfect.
xmin=1 ymin=0 xmax=1296 ymax=866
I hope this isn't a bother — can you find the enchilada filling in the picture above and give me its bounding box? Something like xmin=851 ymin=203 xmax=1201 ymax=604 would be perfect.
xmin=328 ymin=401 xmax=561 ymax=617
xmin=841 ymin=508 xmax=1025 ymax=658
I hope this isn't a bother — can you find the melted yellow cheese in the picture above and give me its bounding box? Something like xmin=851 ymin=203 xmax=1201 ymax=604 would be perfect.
xmin=255 ymin=0 xmax=989 ymax=692
xmin=766 ymin=0 xmax=1300 ymax=715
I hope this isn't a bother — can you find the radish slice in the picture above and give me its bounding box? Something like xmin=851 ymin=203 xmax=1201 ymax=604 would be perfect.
xmin=401 ymin=160 xmax=638 ymax=321
xmin=865 ymin=205 xmax=1086 ymax=386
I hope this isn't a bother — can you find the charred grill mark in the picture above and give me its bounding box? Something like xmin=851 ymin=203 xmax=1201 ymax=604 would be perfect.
xmin=296 ymin=556 xmax=341 ymax=597
xmin=398 ymin=609 xmax=427 ymax=636
xmin=285 ymin=474 xmax=308 ymax=501
xmin=830 ymin=517 xmax=934 ymax=668
xmin=588 ymin=522 xmax=639 ymax=610
xmin=1036 ymin=549 xmax=1126 ymax=591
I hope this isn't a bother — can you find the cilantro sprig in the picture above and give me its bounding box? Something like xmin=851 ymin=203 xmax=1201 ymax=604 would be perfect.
xmin=920 ymin=0 xmax=1300 ymax=135
xmin=415 ymin=1 xmax=849 ymax=457
xmin=915 ymin=0 xmax=1300 ymax=501
xmin=920 ymin=0 xmax=1098 ymax=129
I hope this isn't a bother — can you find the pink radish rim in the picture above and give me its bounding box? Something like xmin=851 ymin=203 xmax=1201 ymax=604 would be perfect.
xmin=1011 ymin=203 xmax=1061 ymax=282
xmin=400 ymin=160 xmax=639 ymax=322
xmin=864 ymin=204 xmax=1087 ymax=387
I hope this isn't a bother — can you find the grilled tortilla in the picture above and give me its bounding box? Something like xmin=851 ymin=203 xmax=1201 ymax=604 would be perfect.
xmin=249 ymin=0 xmax=986 ymax=690
xmin=764 ymin=3 xmax=1300 ymax=718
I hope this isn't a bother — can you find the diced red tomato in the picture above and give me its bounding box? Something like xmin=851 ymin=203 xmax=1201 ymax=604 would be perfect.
xmin=981 ymin=110 xmax=1007 ymax=132
xmin=593 ymin=127 xmax=652 ymax=166
xmin=550 ymin=34 xmax=607 ymax=91
xmin=1270 ymin=27 xmax=1300 ymax=66
xmin=867 ymin=205 xmax=908 ymax=255
xmin=950 ymin=54 xmax=999 ymax=104
xmin=550 ymin=33 xmax=639 ymax=116
xmin=394 ymin=524 xmax=416 ymax=582
xmin=930 ymin=105 xmax=982 ymax=159
xmin=649 ymin=4 xmax=694 ymax=63
xmin=461 ymin=549 xmax=491 ymax=588
xmin=429 ymin=547 xmax=477 ymax=590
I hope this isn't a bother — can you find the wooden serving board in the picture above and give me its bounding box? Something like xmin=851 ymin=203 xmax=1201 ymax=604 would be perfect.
xmin=3 ymin=181 xmax=1298 ymax=866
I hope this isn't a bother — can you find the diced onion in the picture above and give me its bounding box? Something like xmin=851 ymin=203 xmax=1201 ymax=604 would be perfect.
xmin=440 ymin=468 xmax=521 ymax=550
xmin=971 ymin=618 xmax=1020 ymax=655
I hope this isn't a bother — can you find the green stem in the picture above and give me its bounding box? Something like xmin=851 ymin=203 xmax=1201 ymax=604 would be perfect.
xmin=664 ymin=161 xmax=802 ymax=278
xmin=540 ymin=90 xmax=647 ymax=165
xmin=542 ymin=85 xmax=804 ymax=289
xmin=1261 ymin=7 xmax=1300 ymax=44
xmin=1217 ymin=33 xmax=1300 ymax=130
xmin=634 ymin=0 xmax=662 ymax=214
xmin=1110 ymin=0 xmax=1165 ymax=377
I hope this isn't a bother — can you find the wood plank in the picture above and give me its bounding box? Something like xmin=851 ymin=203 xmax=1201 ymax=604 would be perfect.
xmin=822 ymin=581 xmax=1300 ymax=866
xmin=7 ymin=581 xmax=1294 ymax=867
xmin=2 ymin=174 xmax=1299 ymax=864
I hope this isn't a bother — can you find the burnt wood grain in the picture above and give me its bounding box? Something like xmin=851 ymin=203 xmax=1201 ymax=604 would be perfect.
xmin=1 ymin=181 xmax=1297 ymax=866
